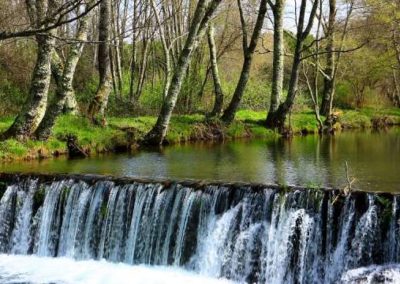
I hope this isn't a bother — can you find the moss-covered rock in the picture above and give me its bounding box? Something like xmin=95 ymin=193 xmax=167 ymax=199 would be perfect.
xmin=33 ymin=185 xmax=46 ymax=213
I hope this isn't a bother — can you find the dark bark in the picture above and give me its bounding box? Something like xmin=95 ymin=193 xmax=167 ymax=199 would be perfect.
xmin=221 ymin=0 xmax=268 ymax=124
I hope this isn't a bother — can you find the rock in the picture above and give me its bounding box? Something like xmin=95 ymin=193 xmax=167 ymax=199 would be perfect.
xmin=341 ymin=264 xmax=400 ymax=283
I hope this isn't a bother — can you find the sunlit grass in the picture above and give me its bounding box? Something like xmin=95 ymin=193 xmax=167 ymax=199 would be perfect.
xmin=0 ymin=107 xmax=398 ymax=161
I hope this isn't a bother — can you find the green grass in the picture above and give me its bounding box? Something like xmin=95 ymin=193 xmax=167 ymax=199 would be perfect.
xmin=0 ymin=107 xmax=399 ymax=161
xmin=289 ymin=112 xmax=323 ymax=133
xmin=338 ymin=107 xmax=400 ymax=128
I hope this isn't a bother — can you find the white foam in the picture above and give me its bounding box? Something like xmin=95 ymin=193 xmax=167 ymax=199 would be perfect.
xmin=0 ymin=254 xmax=233 ymax=284
xmin=341 ymin=264 xmax=400 ymax=283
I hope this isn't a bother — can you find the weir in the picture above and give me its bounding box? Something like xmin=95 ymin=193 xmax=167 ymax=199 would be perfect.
xmin=0 ymin=173 xmax=399 ymax=283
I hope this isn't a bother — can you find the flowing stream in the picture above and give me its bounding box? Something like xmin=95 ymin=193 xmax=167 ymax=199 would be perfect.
xmin=0 ymin=176 xmax=399 ymax=283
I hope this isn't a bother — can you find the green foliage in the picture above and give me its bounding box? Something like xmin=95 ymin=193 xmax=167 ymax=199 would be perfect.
xmin=0 ymin=80 xmax=26 ymax=115
xmin=334 ymin=82 xmax=354 ymax=109
xmin=75 ymin=75 xmax=99 ymax=106
xmin=239 ymin=80 xmax=272 ymax=111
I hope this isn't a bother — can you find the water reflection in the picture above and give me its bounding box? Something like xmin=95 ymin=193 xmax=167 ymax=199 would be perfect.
xmin=1 ymin=128 xmax=399 ymax=192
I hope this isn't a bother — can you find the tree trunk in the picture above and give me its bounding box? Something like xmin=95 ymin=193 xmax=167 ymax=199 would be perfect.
xmin=207 ymin=24 xmax=224 ymax=117
xmin=265 ymin=0 xmax=319 ymax=130
xmin=135 ymin=34 xmax=150 ymax=101
xmin=64 ymin=92 xmax=79 ymax=114
xmin=266 ymin=0 xmax=285 ymax=126
xmin=88 ymin=0 xmax=112 ymax=125
xmin=129 ymin=0 xmax=138 ymax=101
xmin=392 ymin=69 xmax=400 ymax=107
xmin=151 ymin=0 xmax=172 ymax=98
xmin=35 ymin=11 xmax=91 ymax=140
xmin=142 ymin=0 xmax=222 ymax=145
xmin=221 ymin=0 xmax=267 ymax=124
xmin=2 ymin=33 xmax=55 ymax=140
xmin=320 ymin=0 xmax=336 ymax=116
xmin=267 ymin=41 xmax=302 ymax=130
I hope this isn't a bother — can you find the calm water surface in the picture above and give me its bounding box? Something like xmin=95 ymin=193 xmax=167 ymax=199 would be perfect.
xmin=1 ymin=128 xmax=399 ymax=192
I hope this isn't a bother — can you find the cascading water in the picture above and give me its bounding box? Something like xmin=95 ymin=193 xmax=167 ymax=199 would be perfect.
xmin=0 ymin=175 xmax=398 ymax=283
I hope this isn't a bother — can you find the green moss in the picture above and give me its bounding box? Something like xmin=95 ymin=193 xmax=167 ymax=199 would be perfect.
xmin=306 ymin=181 xmax=322 ymax=190
xmin=376 ymin=195 xmax=393 ymax=229
xmin=61 ymin=186 xmax=70 ymax=203
xmin=100 ymin=203 xmax=108 ymax=219
xmin=33 ymin=185 xmax=46 ymax=207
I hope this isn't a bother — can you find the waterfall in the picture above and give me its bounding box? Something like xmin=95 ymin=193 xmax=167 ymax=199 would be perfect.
xmin=0 ymin=176 xmax=398 ymax=283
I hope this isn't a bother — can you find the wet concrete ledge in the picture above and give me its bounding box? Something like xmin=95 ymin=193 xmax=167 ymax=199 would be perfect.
xmin=0 ymin=172 xmax=395 ymax=196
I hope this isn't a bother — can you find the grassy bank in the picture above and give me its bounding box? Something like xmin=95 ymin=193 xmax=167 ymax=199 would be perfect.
xmin=0 ymin=108 xmax=399 ymax=161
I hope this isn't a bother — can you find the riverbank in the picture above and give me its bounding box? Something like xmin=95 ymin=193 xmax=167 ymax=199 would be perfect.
xmin=0 ymin=108 xmax=399 ymax=162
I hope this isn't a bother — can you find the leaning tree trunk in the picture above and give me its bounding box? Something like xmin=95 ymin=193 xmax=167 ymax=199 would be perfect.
xmin=88 ymin=0 xmax=112 ymax=125
xmin=207 ymin=24 xmax=224 ymax=117
xmin=2 ymin=33 xmax=55 ymax=140
xmin=320 ymin=0 xmax=336 ymax=116
xmin=266 ymin=0 xmax=285 ymax=127
xmin=221 ymin=0 xmax=267 ymax=124
xmin=35 ymin=12 xmax=91 ymax=140
xmin=142 ymin=0 xmax=222 ymax=145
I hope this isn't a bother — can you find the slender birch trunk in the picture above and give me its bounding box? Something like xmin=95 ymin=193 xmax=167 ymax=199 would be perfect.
xmin=35 ymin=10 xmax=92 ymax=140
xmin=129 ymin=0 xmax=138 ymax=101
xmin=320 ymin=0 xmax=336 ymax=116
xmin=221 ymin=0 xmax=268 ymax=124
xmin=151 ymin=0 xmax=172 ymax=98
xmin=88 ymin=0 xmax=112 ymax=125
xmin=207 ymin=24 xmax=224 ymax=117
xmin=266 ymin=0 xmax=285 ymax=126
xmin=143 ymin=0 xmax=222 ymax=145
xmin=135 ymin=36 xmax=150 ymax=101
xmin=265 ymin=0 xmax=319 ymax=130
